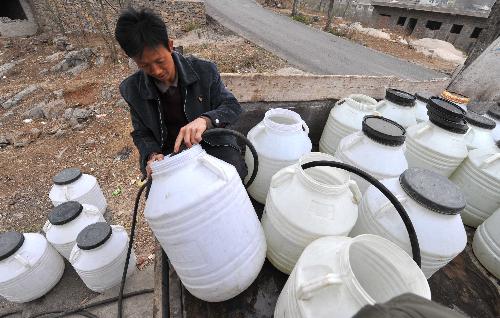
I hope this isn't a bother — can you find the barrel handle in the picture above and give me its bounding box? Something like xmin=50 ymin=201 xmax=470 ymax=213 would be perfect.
xmin=42 ymin=220 xmax=52 ymax=233
xmin=83 ymin=204 xmax=101 ymax=216
xmin=480 ymin=153 xmax=500 ymax=168
xmin=344 ymin=133 xmax=364 ymax=151
xmin=69 ymin=248 xmax=80 ymax=263
xmin=270 ymin=166 xmax=295 ymax=189
xmin=374 ymin=194 xmax=408 ymax=218
xmin=297 ymin=273 xmax=343 ymax=300
xmin=415 ymin=123 xmax=431 ymax=138
xmin=14 ymin=254 xmax=32 ymax=268
xmin=348 ymin=180 xmax=362 ymax=204
xmin=63 ymin=185 xmax=71 ymax=200
xmin=301 ymin=120 xmax=310 ymax=134
xmin=199 ymin=156 xmax=228 ymax=182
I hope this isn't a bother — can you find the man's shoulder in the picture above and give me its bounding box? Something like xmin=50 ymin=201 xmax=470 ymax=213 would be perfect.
xmin=119 ymin=70 xmax=143 ymax=100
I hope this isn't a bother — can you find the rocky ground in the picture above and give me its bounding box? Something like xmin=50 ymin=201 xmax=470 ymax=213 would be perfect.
xmin=0 ymin=19 xmax=291 ymax=271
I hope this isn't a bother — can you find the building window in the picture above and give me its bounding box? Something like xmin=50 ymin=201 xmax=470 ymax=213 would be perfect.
xmin=425 ymin=20 xmax=442 ymax=30
xmin=380 ymin=14 xmax=391 ymax=17
xmin=470 ymin=27 xmax=483 ymax=38
xmin=450 ymin=24 xmax=463 ymax=34
xmin=0 ymin=0 xmax=28 ymax=20
xmin=397 ymin=16 xmax=407 ymax=26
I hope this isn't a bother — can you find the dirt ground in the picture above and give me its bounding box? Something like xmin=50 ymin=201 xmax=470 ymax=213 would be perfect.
xmin=0 ymin=20 xmax=289 ymax=270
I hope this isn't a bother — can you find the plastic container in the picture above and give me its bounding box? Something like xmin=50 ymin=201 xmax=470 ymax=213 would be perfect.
xmin=441 ymin=90 xmax=469 ymax=111
xmin=262 ymin=152 xmax=361 ymax=274
xmin=464 ymin=111 xmax=497 ymax=151
xmin=43 ymin=201 xmax=105 ymax=259
xmin=319 ymin=94 xmax=378 ymax=155
xmin=49 ymin=168 xmax=107 ymax=215
xmin=0 ymin=232 xmax=65 ymax=303
xmin=350 ymin=168 xmax=467 ymax=278
xmin=244 ymin=108 xmax=312 ymax=203
xmin=473 ymin=208 xmax=500 ymax=279
xmin=405 ymin=97 xmax=469 ymax=177
xmin=274 ymin=235 xmax=431 ymax=318
xmin=377 ymin=88 xmax=417 ymax=128
xmin=450 ymin=143 xmax=500 ymax=227
xmin=145 ymin=144 xmax=266 ymax=302
xmin=414 ymin=92 xmax=432 ymax=123
xmin=70 ymin=223 xmax=136 ymax=292
xmin=335 ymin=116 xmax=408 ymax=193
xmin=485 ymin=103 xmax=500 ymax=142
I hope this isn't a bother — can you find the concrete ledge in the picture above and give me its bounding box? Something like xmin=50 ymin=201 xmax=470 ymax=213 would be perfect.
xmin=221 ymin=73 xmax=450 ymax=102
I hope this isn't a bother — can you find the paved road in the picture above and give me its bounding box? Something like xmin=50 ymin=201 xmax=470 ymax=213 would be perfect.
xmin=205 ymin=0 xmax=446 ymax=80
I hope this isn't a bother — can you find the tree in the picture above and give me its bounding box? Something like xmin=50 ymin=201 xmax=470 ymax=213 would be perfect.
xmin=292 ymin=0 xmax=300 ymax=17
xmin=324 ymin=0 xmax=335 ymax=31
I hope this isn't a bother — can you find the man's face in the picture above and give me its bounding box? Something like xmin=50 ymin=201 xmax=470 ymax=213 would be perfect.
xmin=133 ymin=41 xmax=176 ymax=84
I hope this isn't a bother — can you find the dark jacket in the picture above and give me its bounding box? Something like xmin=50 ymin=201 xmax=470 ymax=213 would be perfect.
xmin=119 ymin=52 xmax=242 ymax=175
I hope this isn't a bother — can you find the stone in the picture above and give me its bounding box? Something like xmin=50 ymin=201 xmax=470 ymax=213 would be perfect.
xmin=22 ymin=103 xmax=45 ymax=120
xmin=95 ymin=56 xmax=105 ymax=65
xmin=67 ymin=62 xmax=89 ymax=76
xmin=51 ymin=48 xmax=94 ymax=73
xmin=71 ymin=108 xmax=93 ymax=122
xmin=42 ymin=99 xmax=66 ymax=119
xmin=116 ymin=98 xmax=128 ymax=110
xmin=39 ymin=68 xmax=49 ymax=76
xmin=54 ymin=129 xmax=65 ymax=138
xmin=69 ymin=117 xmax=80 ymax=128
xmin=2 ymin=84 xmax=39 ymax=109
xmin=45 ymin=51 xmax=64 ymax=63
xmin=0 ymin=62 xmax=16 ymax=78
xmin=0 ymin=135 xmax=9 ymax=147
xmin=53 ymin=89 xmax=64 ymax=99
xmin=53 ymin=35 xmax=71 ymax=51
xmin=29 ymin=128 xmax=41 ymax=139
xmin=101 ymin=87 xmax=114 ymax=101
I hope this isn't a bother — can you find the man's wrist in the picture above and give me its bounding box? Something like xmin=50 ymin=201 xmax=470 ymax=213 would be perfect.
xmin=200 ymin=116 xmax=213 ymax=129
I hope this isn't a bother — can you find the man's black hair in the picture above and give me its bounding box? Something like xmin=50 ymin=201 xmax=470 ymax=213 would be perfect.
xmin=115 ymin=7 xmax=169 ymax=58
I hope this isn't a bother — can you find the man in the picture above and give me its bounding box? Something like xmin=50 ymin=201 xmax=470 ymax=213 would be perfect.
xmin=115 ymin=8 xmax=246 ymax=178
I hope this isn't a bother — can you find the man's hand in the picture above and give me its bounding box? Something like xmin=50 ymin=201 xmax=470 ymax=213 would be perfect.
xmin=174 ymin=117 xmax=208 ymax=153
xmin=146 ymin=153 xmax=165 ymax=178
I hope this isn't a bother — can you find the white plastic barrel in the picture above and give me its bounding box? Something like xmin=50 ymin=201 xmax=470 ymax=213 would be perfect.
xmin=245 ymin=108 xmax=312 ymax=203
xmin=262 ymin=152 xmax=361 ymax=274
xmin=473 ymin=208 xmax=500 ymax=279
xmin=405 ymin=98 xmax=469 ymax=177
xmin=414 ymin=92 xmax=432 ymax=123
xmin=0 ymin=232 xmax=65 ymax=303
xmin=350 ymin=168 xmax=467 ymax=278
xmin=485 ymin=104 xmax=500 ymax=142
xmin=49 ymin=168 xmax=107 ymax=215
xmin=319 ymin=94 xmax=378 ymax=155
xmin=145 ymin=145 xmax=266 ymax=302
xmin=464 ymin=111 xmax=497 ymax=151
xmin=377 ymin=88 xmax=417 ymax=128
xmin=335 ymin=116 xmax=408 ymax=193
xmin=43 ymin=201 xmax=105 ymax=259
xmin=450 ymin=144 xmax=500 ymax=227
xmin=274 ymin=235 xmax=431 ymax=318
xmin=69 ymin=223 xmax=136 ymax=293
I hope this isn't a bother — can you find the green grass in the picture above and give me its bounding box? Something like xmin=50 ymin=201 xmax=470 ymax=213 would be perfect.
xmin=292 ymin=14 xmax=312 ymax=25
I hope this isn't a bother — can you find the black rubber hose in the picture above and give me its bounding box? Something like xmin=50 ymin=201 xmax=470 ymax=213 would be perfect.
xmin=301 ymin=160 xmax=421 ymax=267
xmin=202 ymin=128 xmax=259 ymax=189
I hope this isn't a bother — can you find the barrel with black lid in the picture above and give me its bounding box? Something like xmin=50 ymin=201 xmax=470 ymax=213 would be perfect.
xmin=378 ymin=88 xmax=418 ymax=128
xmin=426 ymin=98 xmax=469 ymax=134
xmin=49 ymin=167 xmax=108 ymax=215
xmin=362 ymin=115 xmax=406 ymax=146
xmin=463 ymin=111 xmax=497 ymax=151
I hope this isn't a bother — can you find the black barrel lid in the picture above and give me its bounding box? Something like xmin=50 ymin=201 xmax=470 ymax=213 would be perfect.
xmin=0 ymin=232 xmax=25 ymax=262
xmin=427 ymin=97 xmax=465 ymax=121
xmin=428 ymin=113 xmax=469 ymax=134
xmin=48 ymin=201 xmax=84 ymax=226
xmin=385 ymin=88 xmax=416 ymax=107
xmin=400 ymin=168 xmax=466 ymax=215
xmin=487 ymin=104 xmax=500 ymax=120
xmin=362 ymin=115 xmax=406 ymax=146
xmin=465 ymin=111 xmax=496 ymax=130
xmin=76 ymin=222 xmax=112 ymax=250
xmin=414 ymin=92 xmax=433 ymax=103
xmin=53 ymin=168 xmax=83 ymax=185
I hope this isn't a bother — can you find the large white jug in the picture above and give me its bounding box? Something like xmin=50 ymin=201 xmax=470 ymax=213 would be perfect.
xmin=485 ymin=104 xmax=500 ymax=142
xmin=245 ymin=108 xmax=312 ymax=203
xmin=319 ymin=94 xmax=378 ymax=155
xmin=377 ymin=88 xmax=417 ymax=128
xmin=464 ymin=111 xmax=497 ymax=151
xmin=43 ymin=201 xmax=105 ymax=259
xmin=49 ymin=168 xmax=107 ymax=215
xmin=144 ymin=145 xmax=266 ymax=302
xmin=450 ymin=143 xmax=500 ymax=227
xmin=405 ymin=98 xmax=469 ymax=177
xmin=70 ymin=222 xmax=136 ymax=292
xmin=473 ymin=208 xmax=500 ymax=279
xmin=262 ymin=152 xmax=361 ymax=274
xmin=414 ymin=92 xmax=432 ymax=123
xmin=350 ymin=168 xmax=467 ymax=278
xmin=335 ymin=116 xmax=408 ymax=193
xmin=0 ymin=232 xmax=64 ymax=303
xmin=274 ymin=235 xmax=431 ymax=318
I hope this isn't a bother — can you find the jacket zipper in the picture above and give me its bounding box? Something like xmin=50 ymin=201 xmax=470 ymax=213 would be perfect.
xmin=157 ymin=97 xmax=165 ymax=148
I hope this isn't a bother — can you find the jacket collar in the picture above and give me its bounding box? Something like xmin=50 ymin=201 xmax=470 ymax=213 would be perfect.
xmin=138 ymin=51 xmax=199 ymax=100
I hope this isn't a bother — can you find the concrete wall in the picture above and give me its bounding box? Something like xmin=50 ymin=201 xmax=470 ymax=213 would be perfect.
xmin=29 ymin=0 xmax=206 ymax=35
xmin=0 ymin=0 xmax=38 ymax=37
xmin=370 ymin=6 xmax=487 ymax=52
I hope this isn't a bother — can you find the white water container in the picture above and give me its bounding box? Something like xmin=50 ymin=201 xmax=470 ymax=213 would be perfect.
xmin=49 ymin=168 xmax=107 ymax=215
xmin=450 ymin=144 xmax=500 ymax=227
xmin=0 ymin=232 xmax=65 ymax=303
xmin=350 ymin=168 xmax=467 ymax=278
xmin=274 ymin=235 xmax=431 ymax=318
xmin=414 ymin=92 xmax=432 ymax=123
xmin=336 ymin=116 xmax=408 ymax=193
xmin=319 ymin=94 xmax=378 ymax=155
xmin=464 ymin=111 xmax=497 ymax=151
xmin=70 ymin=223 xmax=136 ymax=292
xmin=245 ymin=108 xmax=312 ymax=203
xmin=43 ymin=201 xmax=105 ymax=259
xmin=262 ymin=152 xmax=362 ymax=274
xmin=377 ymin=88 xmax=417 ymax=128
xmin=145 ymin=145 xmax=266 ymax=302
xmin=485 ymin=104 xmax=500 ymax=142
xmin=473 ymin=208 xmax=500 ymax=279
xmin=405 ymin=98 xmax=469 ymax=177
